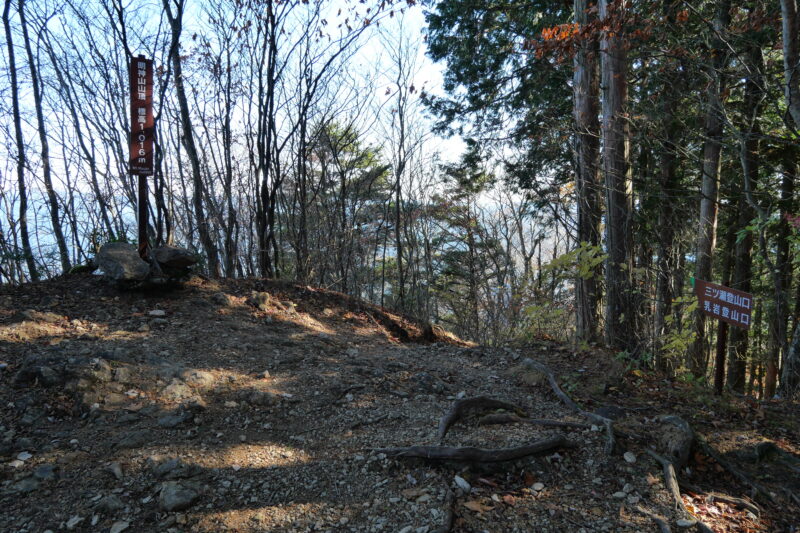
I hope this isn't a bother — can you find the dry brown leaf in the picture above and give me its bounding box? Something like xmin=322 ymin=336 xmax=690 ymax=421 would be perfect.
xmin=463 ymin=500 xmax=493 ymax=513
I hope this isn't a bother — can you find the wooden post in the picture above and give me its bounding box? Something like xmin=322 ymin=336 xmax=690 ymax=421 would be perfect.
xmin=129 ymin=54 xmax=154 ymax=260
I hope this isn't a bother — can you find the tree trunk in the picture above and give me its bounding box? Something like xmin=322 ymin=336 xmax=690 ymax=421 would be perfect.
xmin=600 ymin=0 xmax=635 ymax=352
xmin=573 ymin=0 xmax=601 ymax=343
xmin=728 ymin=40 xmax=764 ymax=393
xmin=781 ymin=0 xmax=800 ymax=129
xmin=688 ymin=0 xmax=730 ymax=377
xmin=653 ymin=1 xmax=684 ymax=370
xmin=713 ymin=222 xmax=736 ymax=394
xmin=164 ymin=0 xmax=220 ymax=277
xmin=777 ymin=159 xmax=798 ymax=397
xmin=19 ymin=0 xmax=71 ymax=273
xmin=3 ymin=0 xmax=38 ymax=281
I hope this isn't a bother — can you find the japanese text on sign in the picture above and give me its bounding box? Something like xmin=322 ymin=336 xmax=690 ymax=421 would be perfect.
xmin=694 ymin=279 xmax=753 ymax=330
xmin=129 ymin=55 xmax=153 ymax=175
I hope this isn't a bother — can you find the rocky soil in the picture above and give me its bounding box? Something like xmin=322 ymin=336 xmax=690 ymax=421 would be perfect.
xmin=1 ymin=274 xmax=798 ymax=532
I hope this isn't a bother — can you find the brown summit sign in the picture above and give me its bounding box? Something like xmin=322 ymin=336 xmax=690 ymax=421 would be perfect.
xmin=129 ymin=55 xmax=154 ymax=259
xmin=694 ymin=279 xmax=753 ymax=330
xmin=129 ymin=55 xmax=153 ymax=175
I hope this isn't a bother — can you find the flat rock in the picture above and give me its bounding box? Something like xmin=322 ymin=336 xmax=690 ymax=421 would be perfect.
xmin=151 ymin=245 xmax=198 ymax=269
xmin=97 ymin=242 xmax=150 ymax=281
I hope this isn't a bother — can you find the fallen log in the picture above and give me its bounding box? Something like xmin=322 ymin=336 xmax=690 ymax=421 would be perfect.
xmin=376 ymin=435 xmax=573 ymax=462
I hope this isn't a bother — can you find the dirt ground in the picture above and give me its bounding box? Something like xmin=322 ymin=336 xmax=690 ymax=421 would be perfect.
xmin=1 ymin=274 xmax=798 ymax=532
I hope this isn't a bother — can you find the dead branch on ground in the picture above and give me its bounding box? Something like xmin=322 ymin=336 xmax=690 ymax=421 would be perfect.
xmin=376 ymin=435 xmax=573 ymax=462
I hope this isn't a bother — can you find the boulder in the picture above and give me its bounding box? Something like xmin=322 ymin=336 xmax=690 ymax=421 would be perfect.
xmin=97 ymin=243 xmax=150 ymax=281
xmin=151 ymin=246 xmax=198 ymax=269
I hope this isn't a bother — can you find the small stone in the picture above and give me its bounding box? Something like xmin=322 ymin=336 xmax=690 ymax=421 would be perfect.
xmin=11 ymin=476 xmax=39 ymax=493
xmin=17 ymin=451 xmax=32 ymax=461
xmin=532 ymin=482 xmax=545 ymax=491
xmin=182 ymin=369 xmax=215 ymax=387
xmin=96 ymin=495 xmax=125 ymax=514
xmin=398 ymin=527 xmax=413 ymax=533
xmin=622 ymin=483 xmax=634 ymax=493
xmin=110 ymin=521 xmax=130 ymax=533
xmin=8 ymin=459 xmax=24 ymax=468
xmin=108 ymin=462 xmax=124 ymax=480
xmin=627 ymin=495 xmax=641 ymax=505
xmin=676 ymin=519 xmax=697 ymax=527
xmin=623 ymin=451 xmax=636 ymax=463
xmin=210 ymin=292 xmax=231 ymax=306
xmin=224 ymin=401 xmax=238 ymax=408
xmin=148 ymin=309 xmax=167 ymax=317
xmin=65 ymin=516 xmax=84 ymax=530
xmin=454 ymin=475 xmax=471 ymax=492
xmin=159 ymin=480 xmax=201 ymax=511
xmin=115 ymin=431 xmax=153 ymax=450
xmin=612 ymin=491 xmax=627 ymax=499
xmin=158 ymin=412 xmax=191 ymax=428
xmin=33 ymin=464 xmax=57 ymax=481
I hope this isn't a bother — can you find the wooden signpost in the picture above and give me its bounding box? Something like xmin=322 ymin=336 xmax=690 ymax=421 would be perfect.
xmin=129 ymin=55 xmax=154 ymax=260
xmin=694 ymin=278 xmax=754 ymax=330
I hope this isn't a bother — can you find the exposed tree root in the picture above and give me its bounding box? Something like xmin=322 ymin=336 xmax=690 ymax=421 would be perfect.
xmin=478 ymin=412 xmax=646 ymax=442
xmin=437 ymin=396 xmax=527 ymax=442
xmin=477 ymin=413 xmax=591 ymax=430
xmin=376 ymin=435 xmax=573 ymax=462
xmin=634 ymin=505 xmax=671 ymax=533
xmin=349 ymin=413 xmax=388 ymax=430
xmin=521 ymin=358 xmax=616 ymax=454
xmin=646 ymin=449 xmax=714 ymax=533
xmin=679 ymin=482 xmax=760 ymax=516
xmin=693 ymin=431 xmax=775 ymax=503
xmin=431 ymin=489 xmax=455 ymax=533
